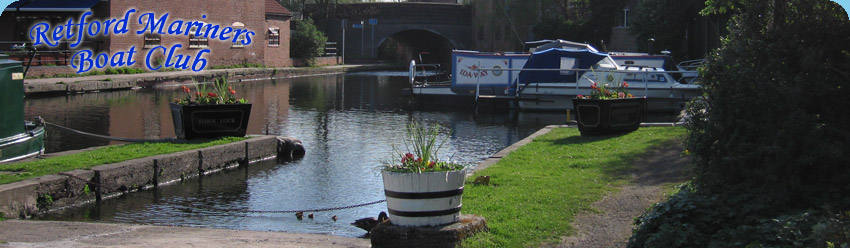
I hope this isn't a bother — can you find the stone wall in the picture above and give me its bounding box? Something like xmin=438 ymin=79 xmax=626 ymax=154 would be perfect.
xmin=0 ymin=136 xmax=303 ymax=219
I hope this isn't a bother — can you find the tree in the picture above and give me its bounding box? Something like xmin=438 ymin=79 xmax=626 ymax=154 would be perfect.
xmin=628 ymin=1 xmax=850 ymax=246
xmin=629 ymin=0 xmax=705 ymax=56
xmin=291 ymin=18 xmax=328 ymax=65
xmin=530 ymin=0 xmax=624 ymax=50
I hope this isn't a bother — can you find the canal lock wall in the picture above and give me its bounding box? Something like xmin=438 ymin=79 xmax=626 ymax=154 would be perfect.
xmin=0 ymin=135 xmax=305 ymax=219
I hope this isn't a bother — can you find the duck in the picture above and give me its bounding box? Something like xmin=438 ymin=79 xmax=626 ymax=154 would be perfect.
xmin=295 ymin=211 xmax=303 ymax=220
xmin=351 ymin=211 xmax=388 ymax=233
xmin=332 ymin=215 xmax=338 ymax=221
xmin=308 ymin=213 xmax=314 ymax=219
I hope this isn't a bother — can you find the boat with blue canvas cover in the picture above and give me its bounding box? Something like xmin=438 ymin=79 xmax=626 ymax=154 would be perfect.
xmin=505 ymin=47 xmax=701 ymax=112
xmin=0 ymin=54 xmax=45 ymax=163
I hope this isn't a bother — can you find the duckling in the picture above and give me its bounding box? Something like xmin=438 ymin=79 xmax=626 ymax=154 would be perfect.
xmin=472 ymin=175 xmax=490 ymax=186
xmin=308 ymin=213 xmax=314 ymax=219
xmin=332 ymin=215 xmax=338 ymax=221
xmin=295 ymin=211 xmax=303 ymax=220
xmin=351 ymin=211 xmax=388 ymax=233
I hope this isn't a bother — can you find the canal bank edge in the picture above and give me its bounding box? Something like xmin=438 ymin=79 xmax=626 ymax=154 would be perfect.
xmin=0 ymin=135 xmax=304 ymax=219
xmin=23 ymin=64 xmax=403 ymax=96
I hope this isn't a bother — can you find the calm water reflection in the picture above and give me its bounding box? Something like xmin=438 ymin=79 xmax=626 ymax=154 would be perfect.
xmin=28 ymin=71 xmax=569 ymax=237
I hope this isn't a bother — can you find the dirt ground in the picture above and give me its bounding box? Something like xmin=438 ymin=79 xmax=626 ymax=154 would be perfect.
xmin=0 ymin=220 xmax=370 ymax=248
xmin=546 ymin=140 xmax=690 ymax=248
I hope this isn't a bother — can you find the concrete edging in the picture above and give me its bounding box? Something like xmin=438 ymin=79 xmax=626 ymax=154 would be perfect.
xmin=0 ymin=135 xmax=303 ymax=219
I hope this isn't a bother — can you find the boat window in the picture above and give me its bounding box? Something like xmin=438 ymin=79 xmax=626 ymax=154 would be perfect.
xmin=623 ymin=72 xmax=667 ymax=82
xmin=560 ymin=57 xmax=577 ymax=75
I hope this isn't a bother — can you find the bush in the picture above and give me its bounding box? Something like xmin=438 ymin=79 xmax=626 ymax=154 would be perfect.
xmin=629 ymin=1 xmax=850 ymax=247
xmin=290 ymin=18 xmax=327 ymax=66
xmin=629 ymin=185 xmax=850 ymax=248
xmin=686 ymin=0 xmax=850 ymax=207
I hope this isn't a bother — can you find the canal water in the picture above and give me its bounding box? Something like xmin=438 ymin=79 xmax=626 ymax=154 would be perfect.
xmin=24 ymin=71 xmax=571 ymax=237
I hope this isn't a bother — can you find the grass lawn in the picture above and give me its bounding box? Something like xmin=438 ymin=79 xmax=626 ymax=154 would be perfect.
xmin=462 ymin=127 xmax=686 ymax=247
xmin=0 ymin=137 xmax=246 ymax=185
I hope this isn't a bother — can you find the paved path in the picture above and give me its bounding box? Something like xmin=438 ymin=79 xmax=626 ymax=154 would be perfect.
xmin=0 ymin=220 xmax=370 ymax=248
xmin=546 ymin=139 xmax=690 ymax=248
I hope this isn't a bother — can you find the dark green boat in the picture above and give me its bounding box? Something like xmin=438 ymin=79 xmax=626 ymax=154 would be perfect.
xmin=0 ymin=54 xmax=45 ymax=163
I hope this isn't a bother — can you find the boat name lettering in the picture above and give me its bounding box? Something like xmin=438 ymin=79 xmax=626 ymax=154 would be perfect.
xmin=459 ymin=69 xmax=488 ymax=78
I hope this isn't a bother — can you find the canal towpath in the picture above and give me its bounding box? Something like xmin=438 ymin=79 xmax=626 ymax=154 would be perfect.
xmin=22 ymin=63 xmax=402 ymax=96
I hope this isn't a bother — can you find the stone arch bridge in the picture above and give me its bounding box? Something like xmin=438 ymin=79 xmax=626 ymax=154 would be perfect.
xmin=317 ymin=3 xmax=472 ymax=66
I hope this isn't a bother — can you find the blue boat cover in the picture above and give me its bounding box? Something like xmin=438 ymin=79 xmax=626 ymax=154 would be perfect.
xmin=5 ymin=0 xmax=101 ymax=11
xmin=516 ymin=48 xmax=609 ymax=85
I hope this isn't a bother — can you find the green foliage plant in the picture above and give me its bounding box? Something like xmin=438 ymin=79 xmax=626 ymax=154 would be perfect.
xmin=381 ymin=123 xmax=464 ymax=173
xmin=630 ymin=0 xmax=707 ymax=57
xmin=291 ymin=18 xmax=328 ymax=66
xmin=173 ymin=77 xmax=247 ymax=105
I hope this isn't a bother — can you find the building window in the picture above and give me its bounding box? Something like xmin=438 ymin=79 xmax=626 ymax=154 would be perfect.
xmin=188 ymin=23 xmax=209 ymax=49
xmin=144 ymin=33 xmax=161 ymax=48
xmin=268 ymin=27 xmax=280 ymax=47
xmin=232 ymin=22 xmax=246 ymax=48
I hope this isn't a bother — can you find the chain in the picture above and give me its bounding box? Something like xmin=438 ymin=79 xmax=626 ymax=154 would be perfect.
xmin=192 ymin=199 xmax=388 ymax=214
xmin=58 ymin=173 xmax=386 ymax=214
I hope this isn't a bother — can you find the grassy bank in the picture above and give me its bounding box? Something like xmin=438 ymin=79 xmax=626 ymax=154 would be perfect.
xmin=0 ymin=137 xmax=246 ymax=185
xmin=462 ymin=127 xmax=686 ymax=247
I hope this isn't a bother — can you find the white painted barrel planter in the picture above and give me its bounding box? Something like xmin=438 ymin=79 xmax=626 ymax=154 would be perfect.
xmin=381 ymin=170 xmax=466 ymax=227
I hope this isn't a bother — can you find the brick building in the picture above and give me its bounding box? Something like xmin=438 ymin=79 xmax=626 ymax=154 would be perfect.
xmin=1 ymin=0 xmax=293 ymax=69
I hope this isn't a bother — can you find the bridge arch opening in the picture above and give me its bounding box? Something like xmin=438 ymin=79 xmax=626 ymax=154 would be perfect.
xmin=377 ymin=29 xmax=455 ymax=67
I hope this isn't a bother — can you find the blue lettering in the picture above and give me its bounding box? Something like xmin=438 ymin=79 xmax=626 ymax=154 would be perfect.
xmin=52 ymin=25 xmax=64 ymax=44
xmin=71 ymin=50 xmax=94 ymax=73
xmin=164 ymin=44 xmax=182 ymax=67
xmin=145 ymin=46 xmax=166 ymax=70
xmin=88 ymin=20 xmax=101 ymax=36
xmin=110 ymin=51 xmax=126 ymax=67
xmin=167 ymin=20 xmax=184 ymax=35
xmin=243 ymin=31 xmax=255 ymax=45
xmin=203 ymin=24 xmax=219 ymax=39
xmin=192 ymin=49 xmax=210 ymax=72
xmin=219 ymin=27 xmax=232 ymax=40
xmin=29 ymin=23 xmax=57 ymax=46
xmin=95 ymin=53 xmax=108 ymax=68
xmin=126 ymin=46 xmax=137 ymax=66
xmin=70 ymin=12 xmax=92 ymax=48
xmin=103 ymin=19 xmax=116 ymax=35
xmin=114 ymin=9 xmax=135 ymax=34
xmin=136 ymin=12 xmax=169 ymax=34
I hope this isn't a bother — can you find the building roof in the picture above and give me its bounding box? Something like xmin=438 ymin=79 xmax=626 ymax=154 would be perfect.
xmin=4 ymin=0 xmax=101 ymax=12
xmin=265 ymin=0 xmax=292 ymax=16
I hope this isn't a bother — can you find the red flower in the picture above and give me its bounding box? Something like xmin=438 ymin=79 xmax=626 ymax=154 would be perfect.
xmin=590 ymin=82 xmax=598 ymax=90
xmin=577 ymin=94 xmax=584 ymax=98
xmin=181 ymin=86 xmax=191 ymax=93
xmin=415 ymin=157 xmax=422 ymax=163
xmin=230 ymin=89 xmax=236 ymax=95
xmin=405 ymin=153 xmax=414 ymax=159
xmin=622 ymin=82 xmax=629 ymax=88
xmin=208 ymin=92 xmax=218 ymax=97
xmin=195 ymin=92 xmax=202 ymax=96
xmin=428 ymin=161 xmax=435 ymax=168
xmin=604 ymin=90 xmax=611 ymax=95
xmin=618 ymin=92 xmax=626 ymax=98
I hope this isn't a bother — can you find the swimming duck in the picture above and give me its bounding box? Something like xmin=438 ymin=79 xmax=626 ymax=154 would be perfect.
xmin=351 ymin=211 xmax=388 ymax=233
xmin=308 ymin=213 xmax=314 ymax=219
xmin=295 ymin=211 xmax=303 ymax=220
xmin=332 ymin=215 xmax=338 ymax=221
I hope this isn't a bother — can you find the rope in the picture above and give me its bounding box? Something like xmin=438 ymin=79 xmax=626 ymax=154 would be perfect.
xmin=44 ymin=121 xmax=178 ymax=143
xmin=58 ymin=171 xmax=386 ymax=215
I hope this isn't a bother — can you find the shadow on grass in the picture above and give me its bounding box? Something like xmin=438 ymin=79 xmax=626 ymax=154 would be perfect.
xmin=541 ymin=131 xmax=631 ymax=146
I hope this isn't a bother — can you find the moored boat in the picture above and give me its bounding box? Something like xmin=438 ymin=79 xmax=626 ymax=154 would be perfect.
xmin=1 ymin=54 xmax=45 ymax=163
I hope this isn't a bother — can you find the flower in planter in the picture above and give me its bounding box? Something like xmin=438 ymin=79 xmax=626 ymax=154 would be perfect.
xmin=577 ymin=80 xmax=633 ymax=100
xmin=381 ymin=123 xmax=464 ymax=173
xmin=174 ymin=77 xmax=248 ymax=105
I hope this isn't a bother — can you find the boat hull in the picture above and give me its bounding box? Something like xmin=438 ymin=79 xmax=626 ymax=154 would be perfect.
xmin=0 ymin=123 xmax=46 ymax=163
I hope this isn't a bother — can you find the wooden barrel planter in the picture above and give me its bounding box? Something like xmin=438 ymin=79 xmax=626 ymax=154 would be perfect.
xmin=169 ymin=103 xmax=252 ymax=139
xmin=572 ymin=98 xmax=645 ymax=135
xmin=381 ymin=170 xmax=466 ymax=227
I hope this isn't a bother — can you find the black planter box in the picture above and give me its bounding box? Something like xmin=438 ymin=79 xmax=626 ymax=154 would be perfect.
xmin=169 ymin=103 xmax=251 ymax=139
xmin=572 ymin=98 xmax=645 ymax=135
